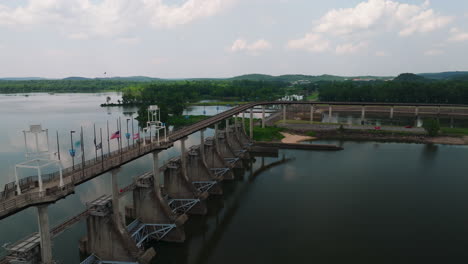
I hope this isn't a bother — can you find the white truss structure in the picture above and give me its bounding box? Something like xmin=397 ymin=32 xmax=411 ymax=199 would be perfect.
xmin=144 ymin=105 xmax=167 ymax=145
xmin=127 ymin=220 xmax=176 ymax=248
xmin=192 ymin=181 xmax=217 ymax=193
xmin=15 ymin=125 xmax=63 ymax=194
xmin=167 ymin=198 xmax=200 ymax=214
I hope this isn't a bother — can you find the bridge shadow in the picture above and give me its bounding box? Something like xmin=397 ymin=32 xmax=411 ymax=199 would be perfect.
xmin=150 ymin=154 xmax=294 ymax=264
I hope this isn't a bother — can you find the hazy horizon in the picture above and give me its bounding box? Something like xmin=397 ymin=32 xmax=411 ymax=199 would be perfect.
xmin=1 ymin=0 xmax=468 ymax=78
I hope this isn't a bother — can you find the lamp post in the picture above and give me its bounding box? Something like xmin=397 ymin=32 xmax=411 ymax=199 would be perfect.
xmin=70 ymin=130 xmax=76 ymax=170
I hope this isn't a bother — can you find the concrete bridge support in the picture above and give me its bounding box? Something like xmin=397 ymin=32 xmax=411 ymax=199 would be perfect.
xmin=415 ymin=106 xmax=419 ymax=116
xmin=310 ymin=105 xmax=314 ymax=123
xmin=111 ymin=169 xmax=122 ymax=229
xmin=242 ymin=112 xmax=245 ymax=133
xmin=328 ymin=105 xmax=333 ymax=122
xmin=283 ymin=105 xmax=286 ymax=123
xmin=37 ymin=205 xmax=53 ymax=264
xmin=203 ymin=137 xmax=235 ymax=180
xmin=132 ymin=178 xmax=187 ymax=243
xmin=84 ymin=198 xmax=142 ymax=263
xmin=163 ymin=157 xmax=208 ymax=215
xmin=233 ymin=122 xmax=252 ymax=150
xmin=361 ymin=106 xmax=366 ymax=120
xmin=187 ymin=145 xmax=223 ymax=195
xmin=390 ymin=106 xmax=394 ymax=119
xmin=225 ymin=125 xmax=244 ymax=153
xmin=217 ymin=130 xmax=242 ymax=168
xmin=250 ymin=109 xmax=254 ymax=139
xmin=262 ymin=106 xmax=266 ymax=128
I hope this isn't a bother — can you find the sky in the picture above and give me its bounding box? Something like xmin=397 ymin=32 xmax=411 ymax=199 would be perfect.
xmin=0 ymin=0 xmax=467 ymax=78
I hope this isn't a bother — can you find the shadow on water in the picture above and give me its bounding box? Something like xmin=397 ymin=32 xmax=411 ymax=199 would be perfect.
xmin=150 ymin=156 xmax=294 ymax=264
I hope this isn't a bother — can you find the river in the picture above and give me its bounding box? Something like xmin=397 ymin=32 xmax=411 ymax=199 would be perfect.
xmin=1 ymin=93 xmax=468 ymax=263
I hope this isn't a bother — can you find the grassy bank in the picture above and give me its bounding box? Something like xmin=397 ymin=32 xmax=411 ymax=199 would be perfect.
xmin=250 ymin=126 xmax=285 ymax=141
xmin=189 ymin=101 xmax=251 ymax=106
xmin=306 ymin=91 xmax=319 ymax=101
xmin=440 ymin=127 xmax=468 ymax=136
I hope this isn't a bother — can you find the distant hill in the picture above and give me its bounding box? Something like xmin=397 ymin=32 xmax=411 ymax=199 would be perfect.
xmin=100 ymin=76 xmax=163 ymax=82
xmin=229 ymin=74 xmax=393 ymax=83
xmin=418 ymin=71 xmax=468 ymax=80
xmin=63 ymin=76 xmax=91 ymax=80
xmin=0 ymin=77 xmax=46 ymax=81
xmin=394 ymin=73 xmax=428 ymax=82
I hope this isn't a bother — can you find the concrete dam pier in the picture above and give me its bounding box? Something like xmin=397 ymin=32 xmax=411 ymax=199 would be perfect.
xmin=2 ymin=123 xmax=255 ymax=264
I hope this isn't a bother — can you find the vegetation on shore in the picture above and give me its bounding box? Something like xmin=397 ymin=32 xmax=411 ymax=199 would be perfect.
xmin=317 ymin=78 xmax=468 ymax=104
xmin=249 ymin=126 xmax=285 ymax=142
xmin=188 ymin=101 xmax=251 ymax=106
xmin=440 ymin=127 xmax=468 ymax=136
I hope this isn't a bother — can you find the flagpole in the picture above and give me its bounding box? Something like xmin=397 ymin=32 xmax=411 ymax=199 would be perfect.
xmin=94 ymin=123 xmax=97 ymax=162
xmin=118 ymin=117 xmax=122 ymax=161
xmin=100 ymin=127 xmax=104 ymax=169
xmin=56 ymin=130 xmax=61 ymax=161
xmin=131 ymin=117 xmax=135 ymax=146
xmin=138 ymin=126 xmax=141 ymax=154
xmin=81 ymin=126 xmax=85 ymax=178
xmin=107 ymin=120 xmax=110 ymax=156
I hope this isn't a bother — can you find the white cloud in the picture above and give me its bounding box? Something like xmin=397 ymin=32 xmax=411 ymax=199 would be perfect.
xmin=424 ymin=49 xmax=444 ymax=56
xmin=68 ymin=33 xmax=89 ymax=40
xmin=116 ymin=37 xmax=141 ymax=45
xmin=0 ymin=0 xmax=236 ymax=37
xmin=375 ymin=51 xmax=389 ymax=57
xmin=335 ymin=42 xmax=368 ymax=55
xmin=287 ymin=0 xmax=452 ymax=56
xmin=314 ymin=0 xmax=452 ymax=37
xmin=145 ymin=0 xmax=236 ymax=28
xmin=230 ymin=38 xmax=272 ymax=54
xmin=449 ymin=27 xmax=468 ymax=42
xmin=150 ymin=57 xmax=168 ymax=65
xmin=287 ymin=33 xmax=330 ymax=53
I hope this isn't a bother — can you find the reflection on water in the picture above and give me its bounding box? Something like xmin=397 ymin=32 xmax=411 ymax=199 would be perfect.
xmin=322 ymin=112 xmax=461 ymax=128
xmin=1 ymin=94 xmax=468 ymax=263
xmin=151 ymin=141 xmax=468 ymax=264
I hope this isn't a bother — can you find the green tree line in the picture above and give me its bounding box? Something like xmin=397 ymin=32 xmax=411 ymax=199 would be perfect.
xmin=317 ymin=80 xmax=468 ymax=104
xmin=0 ymin=80 xmax=146 ymax=93
xmin=121 ymin=80 xmax=287 ymax=124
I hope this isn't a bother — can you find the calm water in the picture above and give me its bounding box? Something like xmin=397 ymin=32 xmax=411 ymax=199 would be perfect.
xmin=1 ymin=94 xmax=468 ymax=263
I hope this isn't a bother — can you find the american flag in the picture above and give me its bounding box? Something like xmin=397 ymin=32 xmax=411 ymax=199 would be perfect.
xmin=110 ymin=131 xmax=120 ymax=139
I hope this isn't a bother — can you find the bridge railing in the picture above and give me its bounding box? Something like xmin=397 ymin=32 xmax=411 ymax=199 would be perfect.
xmin=0 ymin=134 xmax=173 ymax=204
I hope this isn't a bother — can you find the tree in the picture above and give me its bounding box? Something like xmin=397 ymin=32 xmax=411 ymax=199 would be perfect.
xmin=422 ymin=118 xmax=440 ymax=136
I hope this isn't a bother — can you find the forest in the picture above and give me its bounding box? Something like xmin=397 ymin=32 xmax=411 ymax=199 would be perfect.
xmin=316 ymin=80 xmax=468 ymax=104
xmin=0 ymin=79 xmax=144 ymax=93
xmin=119 ymin=80 xmax=288 ymax=124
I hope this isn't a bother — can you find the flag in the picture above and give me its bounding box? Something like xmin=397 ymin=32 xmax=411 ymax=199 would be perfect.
xmin=110 ymin=131 xmax=120 ymax=139
xmin=133 ymin=133 xmax=140 ymax=139
xmin=95 ymin=142 xmax=102 ymax=150
xmin=125 ymin=133 xmax=131 ymax=139
xmin=74 ymin=140 xmax=81 ymax=148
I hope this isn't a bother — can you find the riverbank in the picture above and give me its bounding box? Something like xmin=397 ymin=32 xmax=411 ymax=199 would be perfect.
xmin=272 ymin=123 xmax=468 ymax=146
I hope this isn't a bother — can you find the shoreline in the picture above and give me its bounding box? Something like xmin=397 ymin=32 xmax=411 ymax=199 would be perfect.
xmin=278 ymin=127 xmax=468 ymax=146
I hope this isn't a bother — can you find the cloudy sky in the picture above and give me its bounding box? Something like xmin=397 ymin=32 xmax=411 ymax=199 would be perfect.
xmin=0 ymin=0 xmax=467 ymax=78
